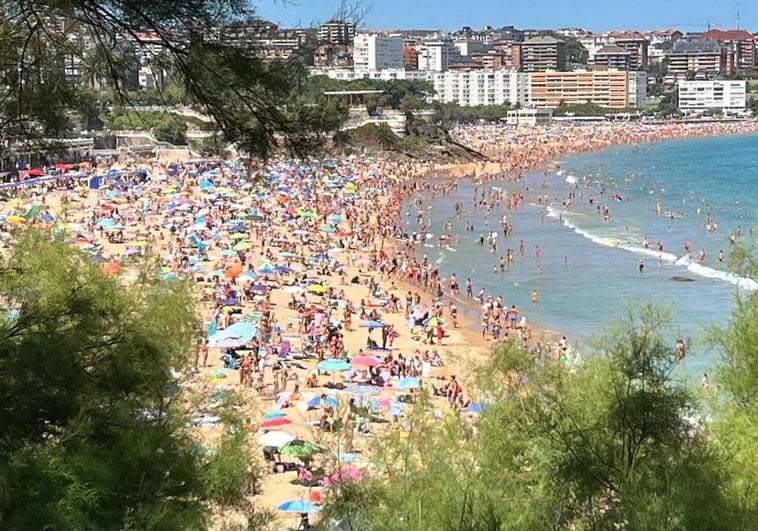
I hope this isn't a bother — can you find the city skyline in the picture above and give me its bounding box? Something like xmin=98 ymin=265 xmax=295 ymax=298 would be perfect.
xmin=254 ymin=0 xmax=757 ymax=33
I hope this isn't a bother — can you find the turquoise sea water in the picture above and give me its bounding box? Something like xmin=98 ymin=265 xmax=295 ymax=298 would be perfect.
xmin=404 ymin=133 xmax=758 ymax=379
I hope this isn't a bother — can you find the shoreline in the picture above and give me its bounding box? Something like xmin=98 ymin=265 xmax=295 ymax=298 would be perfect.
xmin=1 ymin=118 xmax=756 ymax=526
xmin=399 ymin=120 xmax=758 ymax=354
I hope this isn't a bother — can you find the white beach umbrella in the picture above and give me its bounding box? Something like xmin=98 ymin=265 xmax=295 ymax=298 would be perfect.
xmin=257 ymin=430 xmax=296 ymax=447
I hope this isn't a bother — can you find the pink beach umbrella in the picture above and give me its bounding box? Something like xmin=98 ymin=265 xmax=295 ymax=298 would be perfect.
xmin=350 ymin=355 xmax=381 ymax=368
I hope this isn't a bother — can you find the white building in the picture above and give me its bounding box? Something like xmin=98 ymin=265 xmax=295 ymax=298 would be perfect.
xmin=454 ymin=38 xmax=486 ymax=57
xmin=428 ymin=70 xmax=528 ymax=106
xmin=678 ymin=80 xmax=747 ymax=114
xmin=311 ymin=68 xmax=528 ymax=107
xmin=628 ymin=71 xmax=648 ymax=109
xmin=353 ymin=34 xmax=404 ymax=71
xmin=417 ymin=40 xmax=462 ymax=71
xmin=506 ymin=108 xmax=553 ymax=125
xmin=315 ymin=68 xmax=428 ymax=82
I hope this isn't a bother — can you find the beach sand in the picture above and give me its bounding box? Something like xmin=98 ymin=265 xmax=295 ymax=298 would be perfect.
xmin=5 ymin=118 xmax=758 ymax=528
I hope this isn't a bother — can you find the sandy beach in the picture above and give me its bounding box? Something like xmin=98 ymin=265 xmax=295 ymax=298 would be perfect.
xmin=2 ymin=118 xmax=757 ymax=528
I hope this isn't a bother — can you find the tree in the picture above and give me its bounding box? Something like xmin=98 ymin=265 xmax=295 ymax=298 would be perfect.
xmin=708 ymin=248 xmax=758 ymax=528
xmin=0 ymin=1 xmax=346 ymax=160
xmin=153 ymin=115 xmax=188 ymax=145
xmin=0 ymin=231 xmax=262 ymax=529
xmin=320 ymin=304 xmax=749 ymax=530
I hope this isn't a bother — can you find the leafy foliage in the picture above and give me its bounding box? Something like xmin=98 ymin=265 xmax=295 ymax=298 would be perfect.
xmin=0 ymin=231 xmax=259 ymax=529
xmin=319 ymin=304 xmax=753 ymax=530
xmin=0 ymin=1 xmax=345 ymax=160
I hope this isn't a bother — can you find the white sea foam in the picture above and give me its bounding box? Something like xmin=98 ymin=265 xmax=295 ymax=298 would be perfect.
xmin=676 ymin=257 xmax=758 ymax=291
xmin=547 ymin=206 xmax=757 ymax=290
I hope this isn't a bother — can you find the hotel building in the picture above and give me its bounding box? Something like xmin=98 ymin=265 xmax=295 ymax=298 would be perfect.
xmin=528 ymin=70 xmax=647 ymax=108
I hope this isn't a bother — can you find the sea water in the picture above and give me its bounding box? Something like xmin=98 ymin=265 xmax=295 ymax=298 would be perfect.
xmin=405 ymin=133 xmax=758 ymax=379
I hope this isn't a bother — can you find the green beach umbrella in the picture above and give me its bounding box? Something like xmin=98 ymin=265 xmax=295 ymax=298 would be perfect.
xmin=279 ymin=440 xmax=322 ymax=458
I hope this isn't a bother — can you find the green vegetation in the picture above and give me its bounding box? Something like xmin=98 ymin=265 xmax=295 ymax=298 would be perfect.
xmin=0 ymin=1 xmax=343 ymax=159
xmin=543 ymin=31 xmax=589 ymax=65
xmin=0 ymin=231 xmax=266 ymax=529
xmin=319 ymin=299 xmax=758 ymax=530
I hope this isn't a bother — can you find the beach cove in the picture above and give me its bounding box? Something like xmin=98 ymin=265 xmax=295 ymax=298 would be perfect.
xmin=0 ymin=119 xmax=757 ymax=527
xmin=408 ymin=123 xmax=758 ymax=381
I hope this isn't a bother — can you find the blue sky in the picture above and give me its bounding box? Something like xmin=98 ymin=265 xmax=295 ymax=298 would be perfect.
xmin=254 ymin=0 xmax=756 ymax=33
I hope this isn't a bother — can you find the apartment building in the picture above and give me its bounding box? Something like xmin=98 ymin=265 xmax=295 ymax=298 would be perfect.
xmin=590 ymin=46 xmax=633 ymax=70
xmin=353 ymin=34 xmax=404 ymax=71
xmin=428 ymin=70 xmax=528 ymax=106
xmin=667 ymin=41 xmax=729 ymax=76
xmin=403 ymin=46 xmax=419 ymax=70
xmin=528 ymin=70 xmax=647 ymax=108
xmin=454 ymin=38 xmax=486 ymax=56
xmin=312 ymin=68 xmax=528 ymax=107
xmin=416 ymin=40 xmax=462 ymax=71
xmin=700 ymin=29 xmax=756 ymax=70
xmin=317 ymin=20 xmax=356 ymax=45
xmin=516 ymin=36 xmax=568 ymax=72
xmin=582 ymin=31 xmax=648 ymax=70
xmin=678 ymin=80 xmax=747 ymax=114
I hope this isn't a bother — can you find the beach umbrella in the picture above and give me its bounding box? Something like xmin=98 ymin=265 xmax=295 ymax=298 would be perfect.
xmin=350 ymin=355 xmax=381 ymax=368
xmin=305 ymin=395 xmax=338 ymax=408
xmin=276 ymin=500 xmax=318 ymax=514
xmin=225 ymin=264 xmax=243 ymax=278
xmin=96 ymin=218 xmax=116 ymax=228
xmin=232 ymin=241 xmax=251 ymax=251
xmin=321 ymin=225 xmax=335 ymax=233
xmin=307 ymin=284 xmax=326 ymax=294
xmin=208 ymin=321 xmax=257 ymax=345
xmin=359 ymin=320 xmax=384 ymax=329
xmin=259 ymin=417 xmax=292 ymax=429
xmin=101 ymin=262 xmax=120 ymax=276
xmin=257 ymin=430 xmax=295 ymax=447
xmin=396 ymin=377 xmax=421 ymax=390
xmin=292 ymin=229 xmax=309 ymax=236
xmin=280 ymin=440 xmax=322 ymax=458
xmin=257 ymin=262 xmax=275 ymax=274
xmin=344 ymin=384 xmax=381 ymax=397
xmin=274 ymin=265 xmax=291 ymax=273
xmin=323 ymin=467 xmax=363 ymax=486
xmin=424 ymin=316 xmax=444 ymax=327
xmin=283 ymin=285 xmax=305 ymax=294
xmin=326 ymin=213 xmax=341 ymax=224
xmin=317 ymin=358 xmax=351 ymax=372
xmin=215 ymin=337 xmax=247 ymax=349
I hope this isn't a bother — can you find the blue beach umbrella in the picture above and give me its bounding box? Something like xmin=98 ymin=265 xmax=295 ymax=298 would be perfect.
xmin=306 ymin=395 xmax=338 ymax=408
xmin=359 ymin=320 xmax=384 ymax=329
xmin=396 ymin=377 xmax=420 ymax=390
xmin=276 ymin=500 xmax=319 ymax=514
xmin=317 ymin=358 xmax=351 ymax=372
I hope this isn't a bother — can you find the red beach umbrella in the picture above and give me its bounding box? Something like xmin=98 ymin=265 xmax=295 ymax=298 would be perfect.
xmin=259 ymin=417 xmax=293 ymax=428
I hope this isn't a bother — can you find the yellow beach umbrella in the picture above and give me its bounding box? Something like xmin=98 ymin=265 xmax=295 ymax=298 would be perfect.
xmin=307 ymin=284 xmax=326 ymax=294
xmin=229 ymin=233 xmax=246 ymax=240
xmin=6 ymin=215 xmax=25 ymax=224
xmin=233 ymin=242 xmax=251 ymax=251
